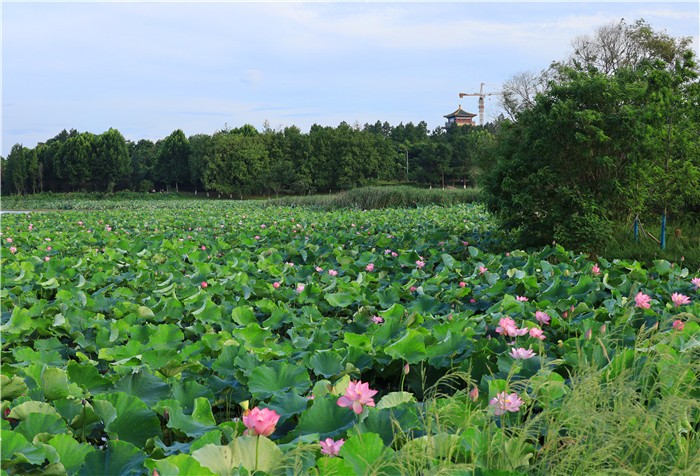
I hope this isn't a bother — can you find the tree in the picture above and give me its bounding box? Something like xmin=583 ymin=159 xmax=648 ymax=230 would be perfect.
xmin=156 ymin=130 xmax=191 ymax=192
xmin=93 ymin=128 xmax=131 ymax=191
xmin=56 ymin=132 xmax=95 ymax=191
xmin=129 ymin=139 xmax=158 ymax=191
xmin=5 ymin=144 xmax=28 ymax=194
xmin=570 ymin=19 xmax=693 ymax=75
xmin=483 ymin=21 xmax=700 ymax=252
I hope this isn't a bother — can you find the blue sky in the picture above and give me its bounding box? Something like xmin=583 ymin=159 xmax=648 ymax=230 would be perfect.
xmin=2 ymin=1 xmax=698 ymax=156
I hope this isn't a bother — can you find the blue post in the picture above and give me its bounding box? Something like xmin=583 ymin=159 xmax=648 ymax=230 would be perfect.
xmin=660 ymin=212 xmax=667 ymax=250
xmin=633 ymin=217 xmax=639 ymax=243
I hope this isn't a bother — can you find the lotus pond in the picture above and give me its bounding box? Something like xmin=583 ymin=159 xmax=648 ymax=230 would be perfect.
xmin=1 ymin=201 xmax=698 ymax=475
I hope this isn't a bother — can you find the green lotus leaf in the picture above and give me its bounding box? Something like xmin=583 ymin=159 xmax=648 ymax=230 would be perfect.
xmin=192 ymin=436 xmax=283 ymax=475
xmin=317 ymin=456 xmax=356 ymax=475
xmin=48 ymin=434 xmax=96 ymax=474
xmin=67 ymin=361 xmax=110 ymax=394
xmin=309 ymin=350 xmax=344 ymax=378
xmin=165 ymin=398 xmax=218 ymax=438
xmin=94 ymin=392 xmax=162 ymax=447
xmin=15 ymin=412 xmax=68 ymax=442
xmin=294 ymin=396 xmax=356 ymax=439
xmin=265 ymin=390 xmax=310 ymax=420
xmin=79 ymin=440 xmax=146 ymax=476
xmin=0 ymin=374 xmax=28 ymax=400
xmin=248 ymin=362 xmax=311 ymax=399
xmin=324 ymin=292 xmax=354 ymax=308
xmin=8 ymin=401 xmax=61 ymax=420
xmin=340 ymin=431 xmax=394 ymax=475
xmin=0 ymin=429 xmax=47 ymax=466
xmin=376 ymin=391 xmax=416 ymax=409
xmin=112 ymin=369 xmax=170 ymax=407
xmin=384 ymin=329 xmax=428 ymax=364
xmin=146 ymin=453 xmax=216 ymax=476
xmin=231 ymin=306 xmax=256 ymax=326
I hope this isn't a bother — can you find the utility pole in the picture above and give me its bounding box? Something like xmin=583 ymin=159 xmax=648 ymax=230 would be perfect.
xmin=458 ymin=83 xmax=502 ymax=126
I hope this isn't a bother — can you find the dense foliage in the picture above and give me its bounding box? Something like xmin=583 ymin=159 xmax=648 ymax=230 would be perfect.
xmin=1 ymin=122 xmax=494 ymax=198
xmin=1 ymin=200 xmax=698 ymax=475
xmin=483 ymin=20 xmax=700 ymax=251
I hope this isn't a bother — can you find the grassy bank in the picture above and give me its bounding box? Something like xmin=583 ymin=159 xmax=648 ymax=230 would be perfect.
xmin=601 ymin=219 xmax=700 ymax=272
xmin=267 ymin=185 xmax=483 ymax=210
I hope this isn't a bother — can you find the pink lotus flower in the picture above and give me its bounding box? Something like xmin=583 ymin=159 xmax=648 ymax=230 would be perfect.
xmin=273 ymin=281 xmax=280 ymax=289
xmin=535 ymin=311 xmax=551 ymax=325
xmin=391 ymin=252 xmax=398 ymax=257
xmin=478 ymin=266 xmax=488 ymax=275
xmin=201 ymin=246 xmax=206 ymax=251
xmin=591 ymin=264 xmax=601 ymax=275
xmin=516 ymin=296 xmax=528 ymax=302
xmin=5 ymin=238 xmax=12 ymax=243
xmin=242 ymin=407 xmax=280 ymax=437
xmin=296 ymin=283 xmax=305 ymax=293
xmin=416 ymin=260 xmax=425 ymax=269
xmin=529 ymin=328 xmax=546 ymax=340
xmin=459 ymin=281 xmax=466 ymax=288
xmin=469 ymin=298 xmax=476 ymax=303
xmin=469 ymin=386 xmax=479 ymax=402
xmin=315 ymin=266 xmax=323 ymax=272
xmin=672 ymin=320 xmax=685 ymax=331
xmin=319 ymin=438 xmax=345 ymax=457
xmin=509 ymin=347 xmax=536 ymax=359
xmin=490 ymin=391 xmax=524 ymax=416
xmin=410 ymin=286 xmax=417 ymax=292
xmin=9 ymin=247 xmax=17 ymax=254
xmin=337 ymin=380 xmax=377 ymax=414
xmin=671 ymin=293 xmax=691 ymax=307
xmin=635 ymin=292 xmax=651 ymax=309
xmin=365 ymin=263 xmax=374 ymax=272
xmin=371 ymin=316 xmax=384 ymax=324
xmin=495 ymin=317 xmax=528 ymax=337
xmin=44 ymin=256 xmax=50 ymax=262
xmin=692 ymin=277 xmax=700 ymax=290
xmin=328 ymin=269 xmax=338 ymax=277
xmin=201 ymin=281 xmax=208 ymax=288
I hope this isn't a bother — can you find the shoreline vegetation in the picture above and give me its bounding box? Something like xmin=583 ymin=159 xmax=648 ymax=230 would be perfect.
xmin=2 ymin=187 xmax=699 ymax=270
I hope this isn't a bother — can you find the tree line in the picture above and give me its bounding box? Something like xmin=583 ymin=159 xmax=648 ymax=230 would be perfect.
xmin=1 ymin=119 xmax=494 ymax=197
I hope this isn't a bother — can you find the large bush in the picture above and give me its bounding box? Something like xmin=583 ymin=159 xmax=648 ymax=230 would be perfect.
xmin=483 ymin=21 xmax=700 ymax=253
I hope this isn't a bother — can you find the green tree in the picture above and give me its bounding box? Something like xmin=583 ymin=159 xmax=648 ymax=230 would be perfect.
xmin=93 ymin=128 xmax=131 ymax=192
xmin=56 ymin=132 xmax=95 ymax=191
xmin=129 ymin=139 xmax=158 ymax=191
xmin=5 ymin=144 xmax=28 ymax=194
xmin=483 ymin=23 xmax=699 ymax=252
xmin=156 ymin=130 xmax=191 ymax=192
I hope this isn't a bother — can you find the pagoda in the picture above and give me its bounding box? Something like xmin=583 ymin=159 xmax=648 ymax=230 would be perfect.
xmin=444 ymin=105 xmax=476 ymax=127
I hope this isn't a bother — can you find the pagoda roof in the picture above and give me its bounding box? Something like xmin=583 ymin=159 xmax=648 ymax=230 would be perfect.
xmin=444 ymin=105 xmax=476 ymax=118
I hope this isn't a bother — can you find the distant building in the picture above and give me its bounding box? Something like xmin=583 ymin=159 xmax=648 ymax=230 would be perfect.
xmin=444 ymin=105 xmax=477 ymax=127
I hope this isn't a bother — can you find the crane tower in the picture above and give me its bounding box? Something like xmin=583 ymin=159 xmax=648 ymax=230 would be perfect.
xmin=458 ymin=83 xmax=502 ymax=126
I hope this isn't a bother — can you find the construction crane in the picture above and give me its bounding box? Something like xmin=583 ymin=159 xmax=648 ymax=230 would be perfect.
xmin=458 ymin=83 xmax=502 ymax=126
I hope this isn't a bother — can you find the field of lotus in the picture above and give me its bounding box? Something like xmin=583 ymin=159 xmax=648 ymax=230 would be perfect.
xmin=1 ymin=200 xmax=698 ymax=475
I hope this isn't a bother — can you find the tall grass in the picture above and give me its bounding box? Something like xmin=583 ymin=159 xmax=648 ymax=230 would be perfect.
xmin=279 ymin=325 xmax=699 ymax=475
xmin=266 ymin=186 xmax=483 ymax=210
xmin=601 ymin=219 xmax=700 ymax=272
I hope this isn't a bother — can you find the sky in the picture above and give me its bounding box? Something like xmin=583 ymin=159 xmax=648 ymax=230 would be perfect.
xmin=2 ymin=1 xmax=699 ymax=156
